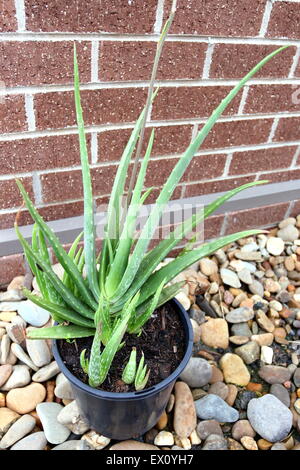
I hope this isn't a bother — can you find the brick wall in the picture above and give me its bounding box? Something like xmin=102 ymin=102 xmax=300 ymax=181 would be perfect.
xmin=1 ymin=0 xmax=300 ymax=284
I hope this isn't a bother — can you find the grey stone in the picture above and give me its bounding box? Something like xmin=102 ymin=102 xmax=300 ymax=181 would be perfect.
xmin=220 ymin=268 xmax=241 ymax=288
xmin=0 ymin=414 xmax=36 ymax=449
xmin=234 ymin=341 xmax=260 ymax=365
xmin=270 ymin=384 xmax=291 ymax=408
xmin=17 ymin=300 xmax=50 ymax=327
xmin=271 ymin=443 xmax=287 ymax=450
xmin=225 ymin=308 xmax=254 ymax=323
xmin=32 ymin=361 xmax=60 ymax=382
xmin=26 ymin=332 xmax=51 ymax=368
xmin=293 ymin=368 xmax=300 ymax=387
xmin=249 ymin=280 xmax=264 ymax=297
xmin=0 ymin=302 xmax=20 ymax=312
xmin=55 ymin=373 xmax=74 ymax=400
xmin=10 ymin=343 xmax=39 ymax=372
xmin=57 ymin=400 xmax=89 ymax=435
xmin=52 ymin=440 xmax=90 ymax=450
xmin=238 ymin=269 xmax=253 ymax=285
xmin=231 ymin=323 xmax=252 ymax=337
xmin=258 ymin=365 xmax=292 ymax=384
xmin=247 ymin=394 xmax=293 ymax=442
xmin=202 ymin=434 xmax=228 ymax=450
xmin=0 ymin=290 xmax=24 ymax=302
xmin=0 ymin=364 xmax=13 ymax=387
xmin=0 ymin=335 xmax=11 ymax=363
xmin=195 ymin=394 xmax=239 ymax=423
xmin=179 ymin=357 xmax=212 ymax=388
xmin=36 ymin=402 xmax=71 ymax=445
xmin=0 ymin=365 xmax=31 ymax=391
xmin=197 ymin=420 xmax=223 ymax=440
xmin=277 ymin=225 xmax=299 ymax=242
xmin=10 ymin=432 xmax=47 ymax=450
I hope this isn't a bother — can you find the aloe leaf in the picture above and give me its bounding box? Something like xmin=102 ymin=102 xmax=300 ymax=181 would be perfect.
xmin=94 ymin=293 xmax=140 ymax=386
xmin=105 ymin=130 xmax=155 ymax=296
xmin=80 ymin=349 xmax=89 ymax=374
xmin=135 ymin=369 xmax=150 ymax=391
xmin=110 ymin=46 xmax=289 ymax=303
xmin=137 ymin=229 xmax=264 ymax=306
xmin=63 ymin=231 xmax=83 ymax=286
xmin=15 ymin=224 xmax=94 ymax=319
xmin=122 ymin=347 xmax=137 ymax=384
xmin=26 ymin=325 xmax=95 ymax=340
xmin=74 ymin=46 xmax=99 ymax=301
xmin=23 ymin=288 xmax=94 ymax=328
xmin=110 ymin=180 xmax=267 ymax=310
xmin=15 ymin=180 xmax=97 ymax=311
xmin=128 ymin=277 xmax=165 ymax=334
xmin=88 ymin=323 xmax=103 ymax=387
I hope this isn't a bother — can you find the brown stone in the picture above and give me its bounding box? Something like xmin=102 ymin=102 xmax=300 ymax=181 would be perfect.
xmin=173 ymin=382 xmax=197 ymax=438
xmin=109 ymin=440 xmax=159 ymax=450
xmin=6 ymin=383 xmax=46 ymax=414
xmin=156 ymin=411 xmax=168 ymax=431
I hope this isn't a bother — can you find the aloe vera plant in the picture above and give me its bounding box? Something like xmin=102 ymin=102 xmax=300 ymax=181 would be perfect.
xmin=15 ymin=6 xmax=290 ymax=389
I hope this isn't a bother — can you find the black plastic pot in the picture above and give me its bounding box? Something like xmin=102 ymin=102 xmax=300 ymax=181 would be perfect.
xmin=52 ymin=298 xmax=193 ymax=440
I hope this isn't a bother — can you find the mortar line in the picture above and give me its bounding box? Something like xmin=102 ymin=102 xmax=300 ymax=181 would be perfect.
xmin=289 ymin=46 xmax=300 ymax=78
xmin=14 ymin=0 xmax=26 ymax=32
xmin=284 ymin=200 xmax=295 ymax=219
xmin=32 ymin=172 xmax=43 ymax=205
xmin=2 ymin=32 xmax=300 ymax=46
xmin=91 ymin=132 xmax=98 ymax=164
xmin=290 ymin=145 xmax=300 ymax=168
xmin=91 ymin=41 xmax=99 ymax=82
xmin=222 ymin=153 xmax=233 ymax=177
xmin=1 ymin=76 xmax=299 ymax=96
xmin=267 ymin=117 xmax=279 ymax=142
xmin=220 ymin=214 xmax=229 ymax=237
xmin=237 ymin=85 xmax=249 ymax=115
xmin=202 ymin=42 xmax=214 ymax=79
xmin=259 ymin=0 xmax=274 ymax=37
xmin=24 ymin=94 xmax=36 ymax=132
xmin=153 ymin=0 xmax=165 ymax=34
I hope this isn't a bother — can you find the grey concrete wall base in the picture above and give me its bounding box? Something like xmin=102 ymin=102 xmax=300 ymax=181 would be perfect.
xmin=1 ymin=179 xmax=300 ymax=257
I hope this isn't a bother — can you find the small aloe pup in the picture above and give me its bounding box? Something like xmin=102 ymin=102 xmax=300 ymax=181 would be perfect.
xmin=122 ymin=348 xmax=150 ymax=391
xmin=15 ymin=4 xmax=291 ymax=390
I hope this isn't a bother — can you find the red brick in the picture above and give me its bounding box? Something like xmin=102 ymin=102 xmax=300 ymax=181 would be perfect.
xmin=185 ymin=176 xmax=254 ymax=198
xmin=259 ymin=169 xmax=300 ymax=184
xmin=274 ymin=117 xmax=300 ymax=142
xmin=0 ymin=134 xmax=90 ymax=175
xmin=0 ymin=177 xmax=33 ymax=210
xmin=229 ymin=147 xmax=296 ymax=176
xmin=34 ymin=88 xmax=147 ymax=130
xmin=98 ymin=125 xmax=193 ymax=162
xmin=0 ymin=0 xmax=16 ymax=32
xmin=0 ymin=210 xmax=32 ymax=230
xmin=0 ymin=96 xmax=26 ymax=133
xmin=204 ymin=214 xmax=225 ymax=240
xmin=201 ymin=119 xmax=273 ymax=150
xmin=0 ymin=42 xmax=91 ymax=87
xmin=151 ymin=86 xmax=241 ymax=121
xmin=25 ymin=0 xmax=158 ymax=33
xmin=290 ymin=200 xmax=300 ymax=218
xmin=225 ymin=202 xmax=289 ymax=234
xmin=267 ymin=1 xmax=300 ymax=39
xmin=99 ymin=41 xmax=207 ymax=81
xmin=41 ymin=166 xmax=117 ymax=203
xmin=245 ymin=85 xmax=300 ymax=114
xmin=144 ymin=186 xmax=182 ymax=204
xmin=144 ymin=158 xmax=179 ymax=187
xmin=0 ymin=254 xmax=26 ymax=289
xmin=185 ymin=154 xmax=227 ymax=182
xmin=165 ymin=0 xmax=266 ymax=37
xmin=210 ymin=44 xmax=295 ymax=79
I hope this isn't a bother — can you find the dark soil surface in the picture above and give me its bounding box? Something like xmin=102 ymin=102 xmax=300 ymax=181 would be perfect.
xmin=58 ymin=301 xmax=186 ymax=393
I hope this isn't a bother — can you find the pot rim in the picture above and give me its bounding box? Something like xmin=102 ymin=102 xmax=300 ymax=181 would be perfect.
xmin=52 ymin=298 xmax=193 ymax=401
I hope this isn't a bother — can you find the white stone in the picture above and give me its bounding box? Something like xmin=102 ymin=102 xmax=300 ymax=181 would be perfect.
xmin=260 ymin=346 xmax=274 ymax=365
xmin=266 ymin=237 xmax=285 ymax=256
